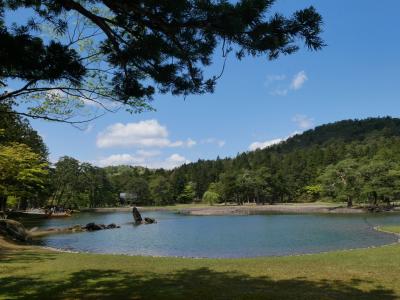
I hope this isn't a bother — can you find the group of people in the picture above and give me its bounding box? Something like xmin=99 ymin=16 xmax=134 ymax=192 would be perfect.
xmin=44 ymin=206 xmax=72 ymax=215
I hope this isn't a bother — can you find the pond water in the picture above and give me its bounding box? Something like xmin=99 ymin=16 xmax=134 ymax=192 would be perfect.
xmin=25 ymin=211 xmax=400 ymax=258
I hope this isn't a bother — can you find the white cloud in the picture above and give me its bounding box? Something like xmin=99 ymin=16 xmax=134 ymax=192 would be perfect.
xmin=201 ymin=138 xmax=226 ymax=147
xmin=292 ymin=114 xmax=314 ymax=129
xmin=265 ymin=71 xmax=308 ymax=96
xmin=97 ymin=154 xmax=145 ymax=167
xmin=186 ymin=138 xmax=197 ymax=147
xmin=163 ymin=154 xmax=190 ymax=169
xmin=248 ymin=132 xmax=300 ymax=151
xmin=136 ymin=150 xmax=161 ymax=157
xmin=290 ymin=71 xmax=308 ymax=90
xmin=96 ymin=120 xmax=196 ymax=149
xmin=264 ymin=74 xmax=286 ymax=87
xmin=96 ymin=152 xmax=189 ymax=169
xmin=249 ymin=138 xmax=284 ymax=151
xmin=270 ymin=88 xmax=288 ymax=96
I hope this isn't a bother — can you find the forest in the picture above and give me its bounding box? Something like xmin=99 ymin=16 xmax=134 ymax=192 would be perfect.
xmin=2 ymin=102 xmax=400 ymax=210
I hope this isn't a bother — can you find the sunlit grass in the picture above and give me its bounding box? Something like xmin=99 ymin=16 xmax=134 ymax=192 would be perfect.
xmin=378 ymin=226 xmax=400 ymax=234
xmin=1 ymin=234 xmax=400 ymax=299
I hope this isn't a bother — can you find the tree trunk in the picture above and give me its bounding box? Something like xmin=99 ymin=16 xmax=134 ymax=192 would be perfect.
xmin=373 ymin=192 xmax=378 ymax=207
xmin=0 ymin=195 xmax=6 ymax=212
xmin=347 ymin=196 xmax=353 ymax=208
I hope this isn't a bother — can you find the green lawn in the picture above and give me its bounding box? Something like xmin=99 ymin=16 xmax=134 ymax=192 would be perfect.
xmin=378 ymin=226 xmax=400 ymax=234
xmin=1 ymin=227 xmax=400 ymax=300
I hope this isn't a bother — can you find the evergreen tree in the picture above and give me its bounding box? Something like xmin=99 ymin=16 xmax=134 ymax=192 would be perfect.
xmin=0 ymin=1 xmax=323 ymax=122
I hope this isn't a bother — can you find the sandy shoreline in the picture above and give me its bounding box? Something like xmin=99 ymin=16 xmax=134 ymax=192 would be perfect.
xmin=179 ymin=204 xmax=367 ymax=216
xmin=80 ymin=206 xmax=173 ymax=213
xmin=80 ymin=203 xmax=400 ymax=216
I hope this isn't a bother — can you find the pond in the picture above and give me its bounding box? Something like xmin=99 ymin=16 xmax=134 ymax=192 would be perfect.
xmin=24 ymin=211 xmax=400 ymax=258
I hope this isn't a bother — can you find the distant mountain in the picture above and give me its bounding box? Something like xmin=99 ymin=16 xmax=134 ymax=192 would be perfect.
xmin=169 ymin=117 xmax=400 ymax=203
xmin=261 ymin=117 xmax=400 ymax=153
xmin=102 ymin=117 xmax=400 ymax=207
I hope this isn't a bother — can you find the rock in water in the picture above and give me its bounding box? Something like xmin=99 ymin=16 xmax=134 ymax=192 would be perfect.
xmin=132 ymin=207 xmax=143 ymax=224
xmin=0 ymin=219 xmax=31 ymax=242
xmin=106 ymin=223 xmax=119 ymax=229
xmin=85 ymin=223 xmax=104 ymax=231
xmin=144 ymin=217 xmax=156 ymax=224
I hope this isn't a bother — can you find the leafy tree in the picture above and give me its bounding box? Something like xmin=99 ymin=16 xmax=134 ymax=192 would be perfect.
xmin=149 ymin=175 xmax=172 ymax=206
xmin=359 ymin=159 xmax=400 ymax=206
xmin=219 ymin=171 xmax=239 ymax=205
xmin=202 ymin=190 xmax=220 ymax=206
xmin=178 ymin=181 xmax=197 ymax=203
xmin=51 ymin=156 xmax=82 ymax=207
xmin=124 ymin=176 xmax=150 ymax=206
xmin=80 ymin=163 xmax=116 ymax=207
xmin=319 ymin=159 xmax=362 ymax=207
xmin=303 ymin=185 xmax=323 ymax=201
xmin=0 ymin=142 xmax=48 ymax=211
xmin=0 ymin=103 xmax=48 ymax=158
xmin=0 ymin=0 xmax=323 ymax=122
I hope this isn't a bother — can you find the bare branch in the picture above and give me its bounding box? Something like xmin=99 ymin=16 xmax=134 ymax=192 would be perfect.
xmin=0 ymin=109 xmax=106 ymax=124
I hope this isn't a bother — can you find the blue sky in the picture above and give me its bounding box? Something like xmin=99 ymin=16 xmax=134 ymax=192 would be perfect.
xmin=20 ymin=1 xmax=400 ymax=168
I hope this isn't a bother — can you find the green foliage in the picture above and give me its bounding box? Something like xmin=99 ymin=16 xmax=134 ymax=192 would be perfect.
xmin=178 ymin=182 xmax=197 ymax=203
xmin=318 ymin=159 xmax=363 ymax=207
xmin=0 ymin=103 xmax=48 ymax=158
xmin=202 ymin=191 xmax=220 ymax=206
xmin=5 ymin=116 xmax=400 ymax=209
xmin=50 ymin=157 xmax=117 ymax=208
xmin=0 ymin=142 xmax=48 ymax=210
xmin=0 ymin=1 xmax=323 ymax=122
xmin=67 ymin=117 xmax=400 ymax=208
xmin=149 ymin=175 xmax=172 ymax=206
xmin=6 ymin=195 xmax=17 ymax=208
xmin=303 ymin=185 xmax=323 ymax=201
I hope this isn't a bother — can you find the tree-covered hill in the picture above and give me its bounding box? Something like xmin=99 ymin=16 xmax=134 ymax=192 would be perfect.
xmin=169 ymin=117 xmax=400 ymax=207
xmin=268 ymin=117 xmax=400 ymax=153
xmin=46 ymin=117 xmax=400 ymax=208
xmin=4 ymin=116 xmax=400 ymax=210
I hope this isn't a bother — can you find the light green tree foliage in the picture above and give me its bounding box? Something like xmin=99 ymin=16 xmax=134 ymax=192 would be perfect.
xmin=236 ymin=170 xmax=256 ymax=204
xmin=51 ymin=156 xmax=81 ymax=207
xmin=123 ymin=176 xmax=150 ymax=205
xmin=218 ymin=171 xmax=239 ymax=205
xmin=149 ymin=175 xmax=172 ymax=206
xmin=303 ymin=185 xmax=323 ymax=201
xmin=359 ymin=159 xmax=400 ymax=206
xmin=202 ymin=183 xmax=222 ymax=205
xmin=178 ymin=182 xmax=197 ymax=203
xmin=51 ymin=157 xmax=117 ymax=208
xmin=202 ymin=191 xmax=219 ymax=206
xmin=254 ymin=167 xmax=275 ymax=204
xmin=80 ymin=163 xmax=115 ymax=208
xmin=319 ymin=159 xmax=362 ymax=207
xmin=0 ymin=142 xmax=48 ymax=210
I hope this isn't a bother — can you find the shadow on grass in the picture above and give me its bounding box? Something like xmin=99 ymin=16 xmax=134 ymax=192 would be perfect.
xmin=0 ymin=250 xmax=57 ymax=265
xmin=0 ymin=267 xmax=397 ymax=300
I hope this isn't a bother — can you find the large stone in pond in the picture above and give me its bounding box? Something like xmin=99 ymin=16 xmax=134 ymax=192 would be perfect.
xmin=144 ymin=217 xmax=156 ymax=224
xmin=132 ymin=207 xmax=143 ymax=224
xmin=85 ymin=222 xmax=104 ymax=231
xmin=0 ymin=219 xmax=31 ymax=242
xmin=106 ymin=223 xmax=119 ymax=229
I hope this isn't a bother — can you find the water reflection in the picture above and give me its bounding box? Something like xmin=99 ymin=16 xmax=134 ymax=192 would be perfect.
xmin=23 ymin=211 xmax=400 ymax=258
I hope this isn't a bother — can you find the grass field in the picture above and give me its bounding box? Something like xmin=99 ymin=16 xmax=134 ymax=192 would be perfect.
xmin=378 ymin=226 xmax=400 ymax=234
xmin=1 ymin=227 xmax=400 ymax=299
